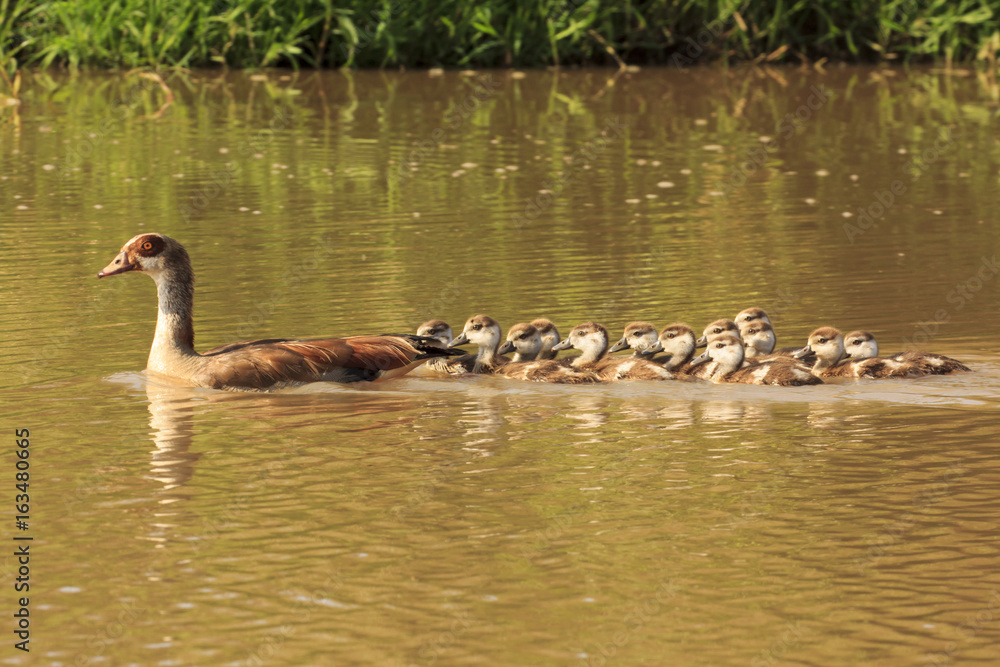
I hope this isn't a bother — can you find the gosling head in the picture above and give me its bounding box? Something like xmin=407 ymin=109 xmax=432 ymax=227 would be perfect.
xmin=844 ymin=330 xmax=879 ymax=360
xmin=416 ymin=319 xmax=453 ymax=348
xmin=450 ymin=314 xmax=502 ymax=352
xmin=690 ymin=333 xmax=745 ymax=374
xmin=793 ymin=327 xmax=845 ymax=364
xmin=497 ymin=323 xmax=543 ymax=361
xmin=644 ymin=323 xmax=697 ymax=368
xmin=734 ymin=307 xmax=772 ymax=327
xmin=609 ymin=321 xmax=658 ymax=355
xmin=740 ymin=320 xmax=777 ymax=358
xmin=530 ymin=319 xmax=561 ymax=359
xmin=98 ymin=233 xmax=190 ymax=281
xmin=696 ymin=319 xmax=740 ymax=348
xmin=551 ymin=322 xmax=610 ymax=358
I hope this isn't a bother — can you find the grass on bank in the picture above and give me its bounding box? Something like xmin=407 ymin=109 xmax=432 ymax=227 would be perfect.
xmin=2 ymin=0 xmax=1000 ymax=84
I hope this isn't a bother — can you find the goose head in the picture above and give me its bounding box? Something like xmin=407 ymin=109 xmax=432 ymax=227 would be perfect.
xmin=98 ymin=233 xmax=190 ymax=282
xmin=497 ymin=323 xmax=543 ymax=362
xmin=551 ymin=322 xmax=609 ymax=363
xmin=643 ymin=323 xmax=697 ymax=369
xmin=844 ymin=330 xmax=878 ymax=360
xmin=530 ymin=318 xmax=561 ymax=359
xmin=416 ymin=319 xmax=453 ymax=348
xmin=609 ymin=321 xmax=658 ymax=354
xmin=450 ymin=314 xmax=502 ymax=353
xmin=793 ymin=327 xmax=845 ymax=365
xmin=696 ymin=319 xmax=739 ymax=348
xmin=690 ymin=333 xmax=745 ymax=375
xmin=734 ymin=307 xmax=771 ymax=327
xmin=740 ymin=320 xmax=776 ymax=358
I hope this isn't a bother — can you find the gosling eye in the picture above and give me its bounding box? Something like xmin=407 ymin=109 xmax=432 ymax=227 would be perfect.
xmin=518 ymin=334 xmax=527 ymax=340
xmin=667 ymin=333 xmax=675 ymax=339
xmin=632 ymin=332 xmax=641 ymax=337
xmin=472 ymin=324 xmax=482 ymax=330
xmin=818 ymin=338 xmax=827 ymax=344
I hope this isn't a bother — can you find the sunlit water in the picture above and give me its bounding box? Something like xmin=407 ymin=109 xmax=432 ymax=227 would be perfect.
xmin=1 ymin=65 xmax=999 ymax=666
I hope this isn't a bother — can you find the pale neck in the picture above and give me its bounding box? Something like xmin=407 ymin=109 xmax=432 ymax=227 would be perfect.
xmin=664 ymin=347 xmax=694 ymax=370
xmin=473 ymin=337 xmax=501 ymax=372
xmin=512 ymin=348 xmax=539 ymax=363
xmin=573 ymin=340 xmax=607 ymax=366
xmin=148 ymin=267 xmax=198 ymax=372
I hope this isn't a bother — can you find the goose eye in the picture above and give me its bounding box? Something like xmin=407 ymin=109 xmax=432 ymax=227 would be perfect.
xmin=142 ymin=241 xmax=153 ymax=250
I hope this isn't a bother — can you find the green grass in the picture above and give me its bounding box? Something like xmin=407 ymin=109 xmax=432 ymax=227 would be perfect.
xmin=2 ymin=0 xmax=1000 ymax=77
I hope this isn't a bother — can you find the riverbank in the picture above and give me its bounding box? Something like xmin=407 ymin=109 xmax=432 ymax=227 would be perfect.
xmin=2 ymin=0 xmax=999 ymax=78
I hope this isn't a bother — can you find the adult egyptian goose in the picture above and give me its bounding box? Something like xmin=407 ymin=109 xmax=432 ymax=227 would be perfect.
xmin=691 ymin=334 xmax=822 ymax=386
xmin=551 ymin=322 xmax=673 ymax=381
xmin=97 ymin=234 xmax=461 ymax=390
xmin=529 ymin=319 xmax=562 ymax=360
xmin=793 ymin=327 xmax=920 ymax=379
xmin=447 ymin=314 xmax=510 ymax=374
xmin=608 ymin=321 xmax=660 ymax=356
xmin=497 ymin=323 xmax=599 ymax=383
xmin=415 ymin=319 xmax=455 ymax=374
xmin=842 ymin=330 xmax=970 ymax=375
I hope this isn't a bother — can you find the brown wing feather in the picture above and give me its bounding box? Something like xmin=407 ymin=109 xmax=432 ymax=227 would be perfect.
xmin=194 ymin=335 xmax=425 ymax=389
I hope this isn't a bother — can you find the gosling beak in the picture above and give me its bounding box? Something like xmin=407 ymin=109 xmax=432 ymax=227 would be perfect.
xmin=639 ymin=341 xmax=663 ymax=356
xmin=550 ymin=338 xmax=573 ymax=351
xmin=98 ymin=251 xmax=135 ymax=278
xmin=497 ymin=340 xmax=515 ymax=356
xmin=792 ymin=345 xmax=813 ymax=359
xmin=449 ymin=332 xmax=470 ymax=347
xmin=608 ymin=337 xmax=630 ymax=353
xmin=689 ymin=351 xmax=711 ymax=366
xmin=695 ymin=335 xmax=707 ymax=348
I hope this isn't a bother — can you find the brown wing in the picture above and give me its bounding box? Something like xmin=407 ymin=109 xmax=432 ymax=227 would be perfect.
xmin=195 ymin=335 xmax=433 ymax=389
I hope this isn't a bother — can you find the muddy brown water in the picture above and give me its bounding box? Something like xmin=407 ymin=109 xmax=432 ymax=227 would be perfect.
xmin=1 ymin=65 xmax=999 ymax=665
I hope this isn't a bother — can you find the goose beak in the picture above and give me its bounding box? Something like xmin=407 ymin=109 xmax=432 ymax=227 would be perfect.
xmin=608 ymin=337 xmax=630 ymax=353
xmin=449 ymin=332 xmax=470 ymax=347
xmin=98 ymin=251 xmax=135 ymax=278
xmin=695 ymin=335 xmax=707 ymax=348
xmin=640 ymin=341 xmax=663 ymax=356
xmin=689 ymin=351 xmax=711 ymax=366
xmin=792 ymin=345 xmax=813 ymax=359
xmin=551 ymin=338 xmax=573 ymax=351
xmin=497 ymin=341 xmax=515 ymax=356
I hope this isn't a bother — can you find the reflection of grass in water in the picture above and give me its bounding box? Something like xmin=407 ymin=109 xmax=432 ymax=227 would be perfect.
xmin=1 ymin=1 xmax=1000 ymax=71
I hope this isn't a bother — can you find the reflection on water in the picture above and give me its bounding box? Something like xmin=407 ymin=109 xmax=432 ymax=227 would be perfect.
xmin=1 ymin=65 xmax=999 ymax=665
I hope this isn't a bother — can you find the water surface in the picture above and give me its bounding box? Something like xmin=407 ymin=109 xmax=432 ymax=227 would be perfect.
xmin=1 ymin=65 xmax=999 ymax=665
